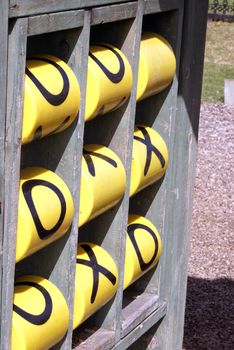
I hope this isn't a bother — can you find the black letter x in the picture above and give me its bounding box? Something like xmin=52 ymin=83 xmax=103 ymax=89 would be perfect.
xmin=76 ymin=244 xmax=117 ymax=304
xmin=134 ymin=126 xmax=166 ymax=176
xmin=83 ymin=148 xmax=118 ymax=177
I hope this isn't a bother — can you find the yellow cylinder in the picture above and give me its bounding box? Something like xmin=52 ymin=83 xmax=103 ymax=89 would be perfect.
xmin=16 ymin=167 xmax=74 ymax=262
xmin=137 ymin=32 xmax=176 ymax=101
xmin=85 ymin=44 xmax=133 ymax=121
xmin=12 ymin=275 xmax=69 ymax=350
xmin=23 ymin=54 xmax=80 ymax=144
xmin=130 ymin=125 xmax=168 ymax=196
xmin=73 ymin=242 xmax=118 ymax=328
xmin=124 ymin=215 xmax=162 ymax=289
xmin=79 ymin=144 xmax=126 ymax=227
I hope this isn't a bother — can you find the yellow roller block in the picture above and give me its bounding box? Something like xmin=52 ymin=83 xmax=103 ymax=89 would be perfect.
xmin=130 ymin=125 xmax=168 ymax=196
xmin=16 ymin=167 xmax=74 ymax=262
xmin=12 ymin=275 xmax=69 ymax=350
xmin=23 ymin=54 xmax=80 ymax=144
xmin=137 ymin=32 xmax=176 ymax=101
xmin=124 ymin=215 xmax=162 ymax=289
xmin=85 ymin=44 xmax=133 ymax=121
xmin=79 ymin=144 xmax=126 ymax=227
xmin=73 ymin=242 xmax=118 ymax=328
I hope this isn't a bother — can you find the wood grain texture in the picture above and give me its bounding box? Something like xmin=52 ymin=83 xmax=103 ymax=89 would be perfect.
xmin=0 ymin=0 xmax=9 ymax=344
xmin=28 ymin=10 xmax=85 ymax=36
xmin=1 ymin=1 xmax=208 ymax=349
xmin=77 ymin=1 xmax=145 ymax=343
xmin=91 ymin=2 xmax=137 ymax=25
xmin=114 ymin=302 xmax=166 ymax=349
xmin=16 ymin=13 xmax=91 ymax=350
xmin=9 ymin=0 xmax=133 ymax=18
xmin=156 ymin=1 xmax=208 ymax=349
xmin=121 ymin=292 xmax=160 ymax=337
xmin=145 ymin=0 xmax=180 ymax=14
xmin=129 ymin=5 xmax=183 ymax=299
xmin=1 ymin=17 xmax=28 ymax=350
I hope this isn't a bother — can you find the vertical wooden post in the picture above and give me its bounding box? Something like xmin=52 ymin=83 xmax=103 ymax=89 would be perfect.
xmin=0 ymin=0 xmax=9 ymax=342
xmin=156 ymin=1 xmax=208 ymax=349
xmin=1 ymin=17 xmax=28 ymax=350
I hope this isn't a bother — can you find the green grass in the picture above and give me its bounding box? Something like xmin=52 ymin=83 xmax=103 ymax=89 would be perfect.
xmin=202 ymin=21 xmax=234 ymax=103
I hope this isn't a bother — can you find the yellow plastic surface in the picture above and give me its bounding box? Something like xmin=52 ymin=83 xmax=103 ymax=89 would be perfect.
xmin=137 ymin=32 xmax=176 ymax=101
xmin=12 ymin=275 xmax=69 ymax=350
xmin=79 ymin=144 xmax=126 ymax=227
xmin=73 ymin=242 xmax=118 ymax=329
xmin=124 ymin=215 xmax=162 ymax=289
xmin=23 ymin=54 xmax=80 ymax=144
xmin=130 ymin=125 xmax=168 ymax=196
xmin=16 ymin=167 xmax=74 ymax=262
xmin=85 ymin=44 xmax=133 ymax=121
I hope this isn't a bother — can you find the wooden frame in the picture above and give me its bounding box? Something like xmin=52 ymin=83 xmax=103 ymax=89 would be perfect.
xmin=1 ymin=1 xmax=208 ymax=349
xmin=0 ymin=0 xmax=9 ymax=340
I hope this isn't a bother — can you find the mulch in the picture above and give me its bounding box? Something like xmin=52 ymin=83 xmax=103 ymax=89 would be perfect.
xmin=183 ymin=103 xmax=234 ymax=349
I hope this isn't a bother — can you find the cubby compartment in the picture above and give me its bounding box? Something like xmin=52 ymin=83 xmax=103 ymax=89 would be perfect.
xmin=120 ymin=9 xmax=183 ymax=345
xmin=72 ymin=7 xmax=143 ymax=348
xmin=3 ymin=13 xmax=91 ymax=349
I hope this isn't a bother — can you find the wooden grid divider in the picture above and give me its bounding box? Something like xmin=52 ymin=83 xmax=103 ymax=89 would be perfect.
xmin=0 ymin=1 xmax=208 ymax=349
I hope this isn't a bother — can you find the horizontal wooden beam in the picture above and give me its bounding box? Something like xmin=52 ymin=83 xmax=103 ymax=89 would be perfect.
xmin=91 ymin=2 xmax=137 ymax=25
xmin=9 ymin=0 xmax=132 ymax=18
xmin=27 ymin=10 xmax=85 ymax=36
xmin=145 ymin=0 xmax=181 ymax=14
xmin=114 ymin=303 xmax=167 ymax=349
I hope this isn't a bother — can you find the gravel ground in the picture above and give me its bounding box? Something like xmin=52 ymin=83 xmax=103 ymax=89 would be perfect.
xmin=183 ymin=103 xmax=234 ymax=349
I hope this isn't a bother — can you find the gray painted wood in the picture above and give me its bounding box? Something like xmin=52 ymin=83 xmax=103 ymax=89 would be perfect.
xmin=16 ymin=12 xmax=91 ymax=350
xmin=1 ymin=1 xmax=208 ymax=349
xmin=224 ymin=79 xmax=234 ymax=106
xmin=9 ymin=0 xmax=133 ymax=18
xmin=127 ymin=322 xmax=161 ymax=350
xmin=91 ymin=2 xmax=137 ymax=25
xmin=129 ymin=2 xmax=184 ymax=299
xmin=28 ymin=10 xmax=85 ymax=36
xmin=1 ymin=17 xmax=28 ymax=350
xmin=113 ymin=302 xmax=167 ymax=350
xmin=0 ymin=0 xmax=9 ymax=344
xmin=145 ymin=0 xmax=180 ymax=14
xmin=76 ymin=1 xmax=145 ymax=346
xmin=155 ymin=1 xmax=208 ymax=349
xmin=121 ymin=292 xmax=159 ymax=337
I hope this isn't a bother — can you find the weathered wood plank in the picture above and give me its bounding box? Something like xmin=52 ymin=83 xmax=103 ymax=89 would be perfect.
xmin=113 ymin=302 xmax=167 ymax=350
xmin=91 ymin=2 xmax=137 ymax=25
xmin=1 ymin=17 xmax=28 ymax=350
xmin=127 ymin=323 xmax=161 ymax=350
xmin=1 ymin=1 xmax=208 ymax=349
xmin=16 ymin=12 xmax=91 ymax=350
xmin=28 ymin=10 xmax=85 ymax=36
xmin=145 ymin=0 xmax=181 ymax=14
xmin=9 ymin=0 xmax=133 ymax=18
xmin=129 ymin=5 xmax=183 ymax=298
xmin=121 ymin=292 xmax=159 ymax=338
xmin=0 ymin=0 xmax=9 ymax=344
xmin=78 ymin=1 xmax=145 ymax=344
xmin=156 ymin=1 xmax=209 ymax=350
